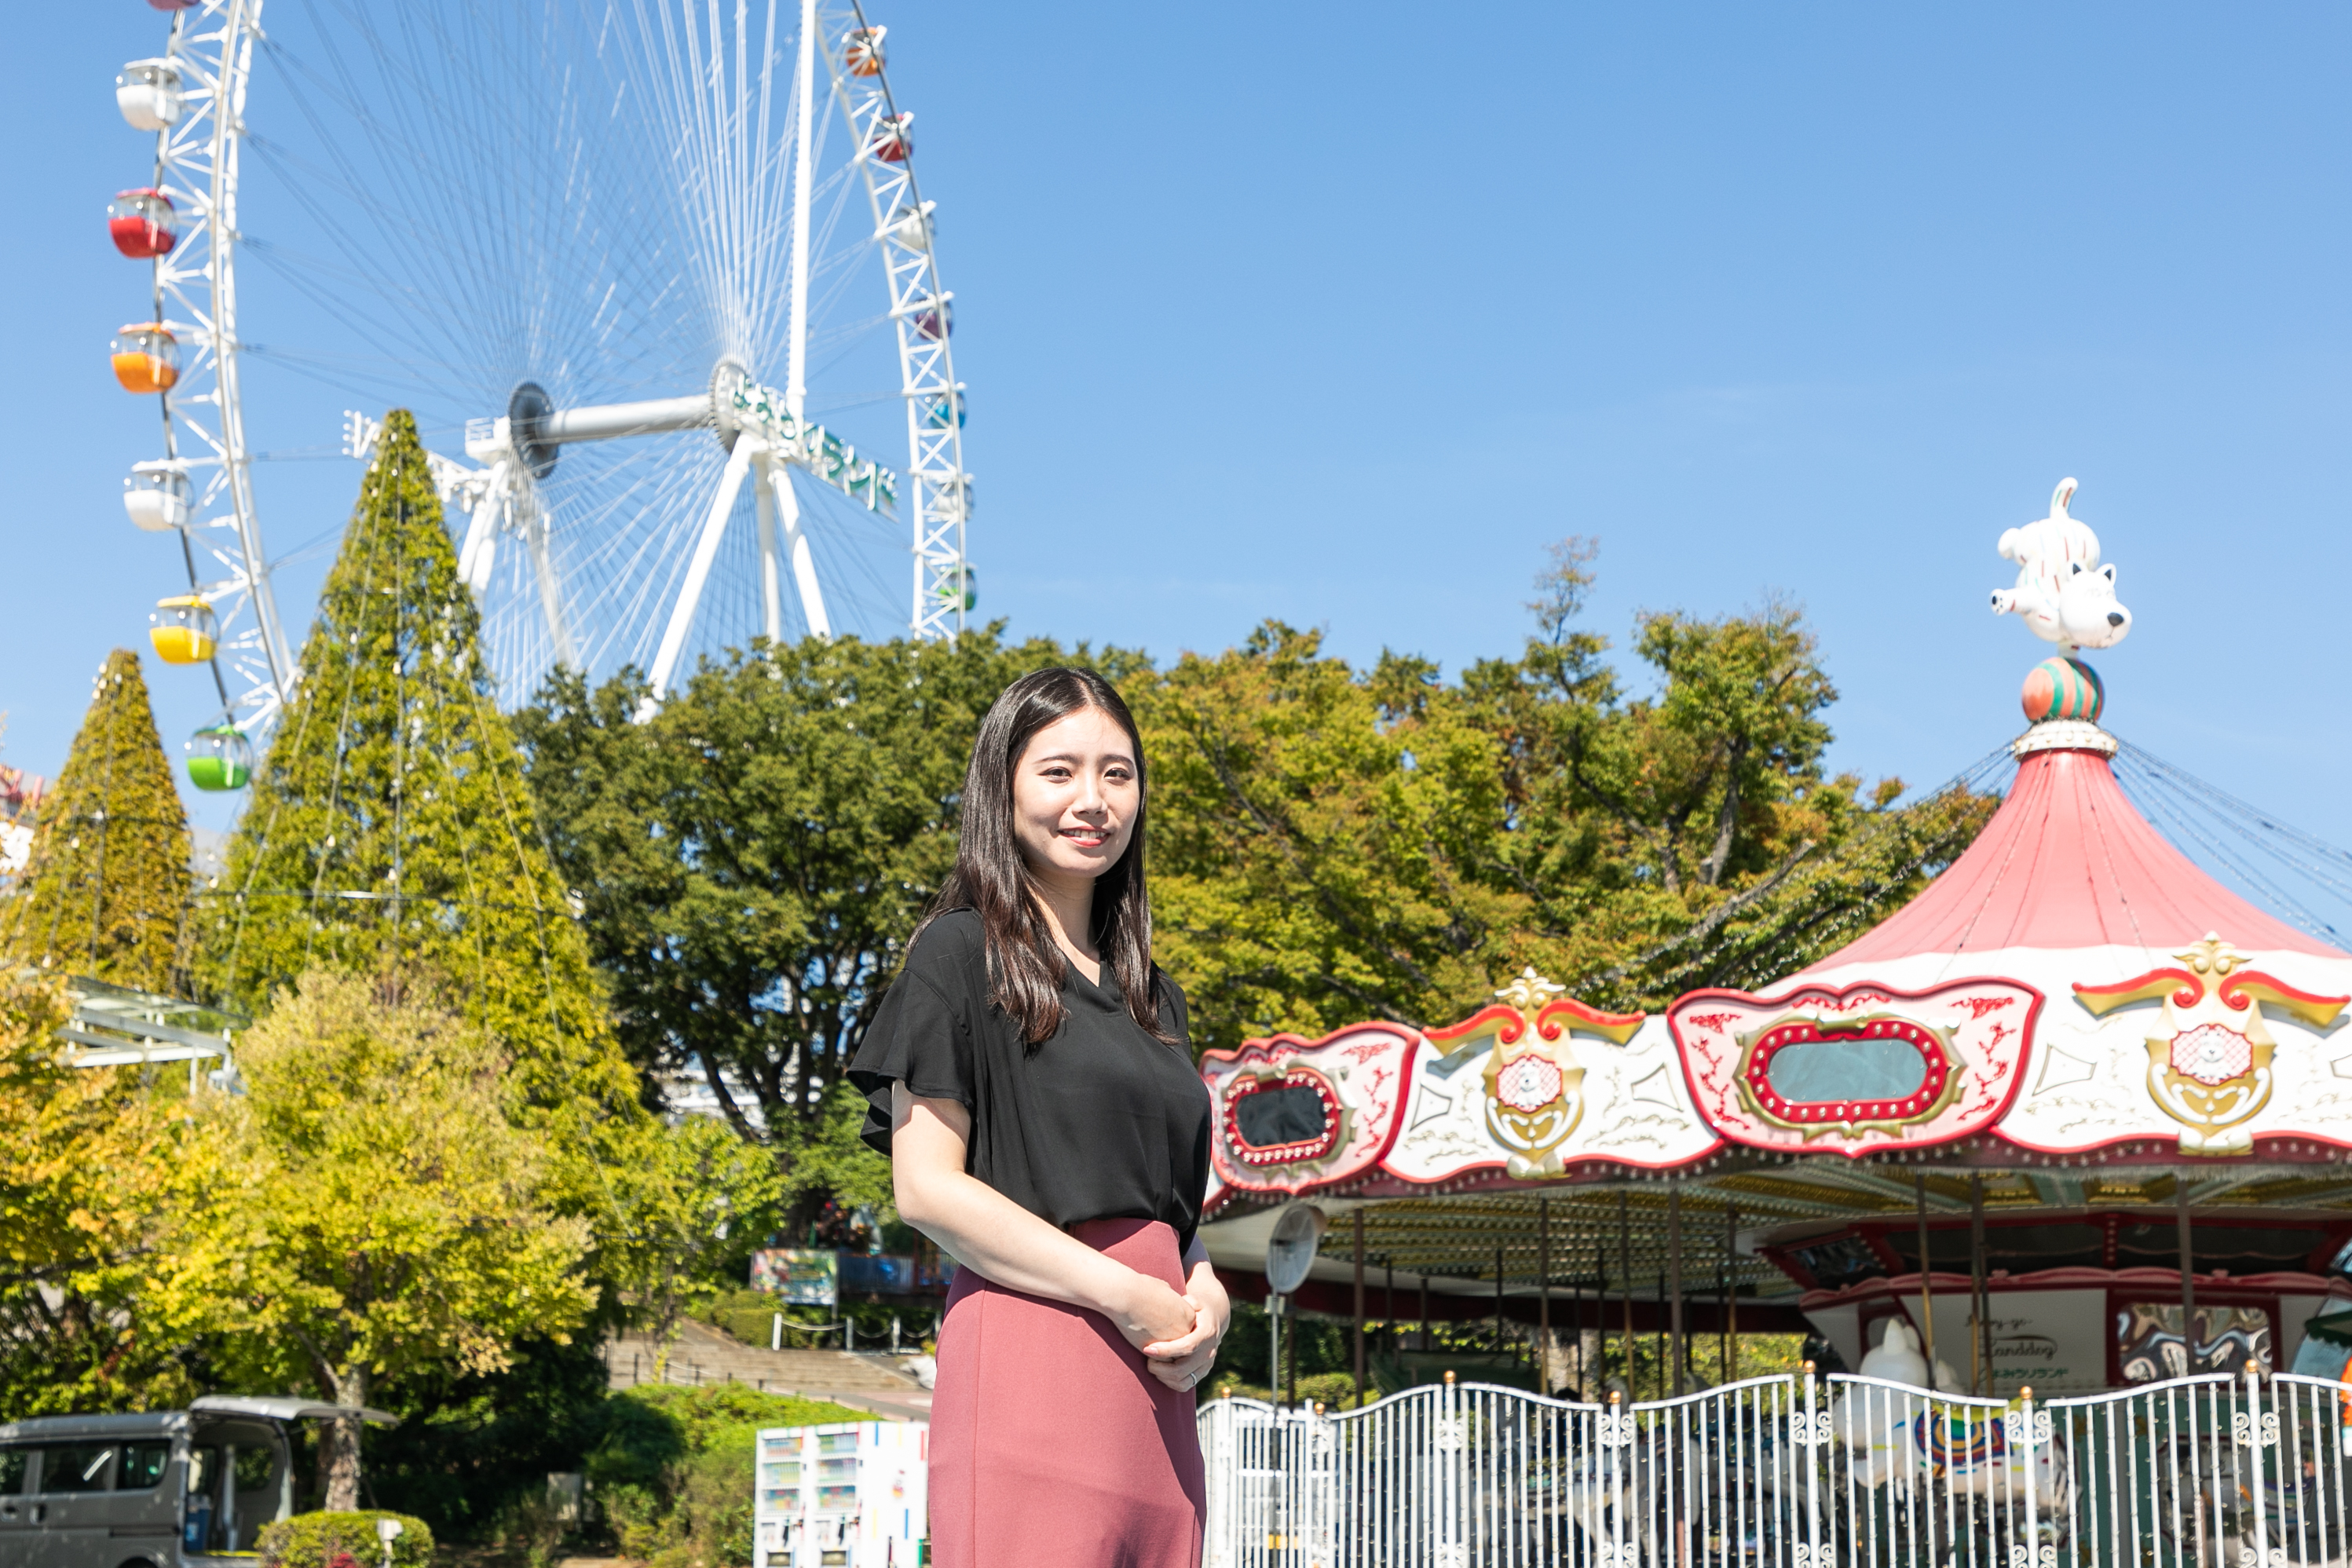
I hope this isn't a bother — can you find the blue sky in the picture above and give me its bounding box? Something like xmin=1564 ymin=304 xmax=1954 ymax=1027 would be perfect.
xmin=6 ymin=2 xmax=2350 ymax=845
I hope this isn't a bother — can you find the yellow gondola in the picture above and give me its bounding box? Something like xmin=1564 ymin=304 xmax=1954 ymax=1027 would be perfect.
xmin=149 ymin=594 xmax=218 ymax=664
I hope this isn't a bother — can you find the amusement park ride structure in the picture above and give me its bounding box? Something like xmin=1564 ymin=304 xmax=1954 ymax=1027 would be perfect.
xmin=108 ymin=0 xmax=975 ymax=791
xmin=1192 ymin=488 xmax=2352 ymax=1568
xmin=1198 ymin=480 xmax=2352 ymax=1398
xmin=110 ymin=0 xmax=284 ymax=793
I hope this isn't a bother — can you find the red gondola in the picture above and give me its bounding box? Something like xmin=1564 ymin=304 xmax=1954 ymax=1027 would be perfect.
xmin=108 ymin=189 xmax=179 ymax=259
xmin=867 ymin=112 xmax=913 ymax=164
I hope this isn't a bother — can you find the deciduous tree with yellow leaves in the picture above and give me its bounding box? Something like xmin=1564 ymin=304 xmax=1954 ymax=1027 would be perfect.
xmin=158 ymin=967 xmax=598 ymax=1509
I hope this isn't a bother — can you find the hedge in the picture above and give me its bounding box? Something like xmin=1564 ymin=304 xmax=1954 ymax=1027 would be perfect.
xmin=257 ymin=1511 xmax=433 ymax=1568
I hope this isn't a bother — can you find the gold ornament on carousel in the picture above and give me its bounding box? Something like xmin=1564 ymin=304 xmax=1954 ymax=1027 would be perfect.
xmin=1432 ymin=967 xmax=1643 ymax=1179
xmin=2076 ymin=934 xmax=2348 ymax=1156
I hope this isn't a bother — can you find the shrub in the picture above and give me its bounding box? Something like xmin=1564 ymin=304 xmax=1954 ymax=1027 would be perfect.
xmin=257 ymin=1511 xmax=433 ymax=1568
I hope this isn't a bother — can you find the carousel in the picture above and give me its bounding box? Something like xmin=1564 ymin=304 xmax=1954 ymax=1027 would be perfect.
xmin=1191 ymin=484 xmax=2352 ymax=1568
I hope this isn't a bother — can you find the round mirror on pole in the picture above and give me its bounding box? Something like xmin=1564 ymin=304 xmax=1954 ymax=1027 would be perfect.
xmin=1266 ymin=1204 xmax=1328 ymax=1296
xmin=1265 ymin=1204 xmax=1326 ymax=1408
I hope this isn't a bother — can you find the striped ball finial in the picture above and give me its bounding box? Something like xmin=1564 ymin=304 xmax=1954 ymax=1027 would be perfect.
xmin=2021 ymin=657 xmax=2104 ymax=724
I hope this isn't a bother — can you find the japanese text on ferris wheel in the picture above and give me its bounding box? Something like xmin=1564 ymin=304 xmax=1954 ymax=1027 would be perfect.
xmin=730 ymin=379 xmax=898 ymax=515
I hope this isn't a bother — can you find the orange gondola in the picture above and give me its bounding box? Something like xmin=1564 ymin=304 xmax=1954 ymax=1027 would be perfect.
xmin=845 ymin=26 xmax=886 ymax=76
xmin=110 ymin=323 xmax=179 ymax=394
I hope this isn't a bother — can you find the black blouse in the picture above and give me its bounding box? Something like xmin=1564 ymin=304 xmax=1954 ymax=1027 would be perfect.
xmin=848 ymin=908 xmax=1214 ymax=1254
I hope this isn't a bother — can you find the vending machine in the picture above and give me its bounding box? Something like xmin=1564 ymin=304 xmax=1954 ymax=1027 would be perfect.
xmin=752 ymin=1420 xmax=929 ymax=1567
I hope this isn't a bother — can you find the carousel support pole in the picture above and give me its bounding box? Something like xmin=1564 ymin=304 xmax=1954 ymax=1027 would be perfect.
xmin=1726 ymin=1201 xmax=1740 ymax=1383
xmin=2178 ymin=1175 xmax=2198 ymax=1372
xmin=1571 ymin=1243 xmax=1585 ymax=1396
xmin=1668 ymin=1185 xmax=1685 ymax=1394
xmin=1653 ymin=1270 xmax=1666 ymax=1402
xmin=1538 ymin=1198 xmax=1553 ymax=1395
xmin=1914 ymin=1171 xmax=1937 ymax=1376
xmin=1385 ymin=1255 xmax=1395 ymax=1358
xmin=1352 ymin=1209 xmax=1366 ymax=1410
xmin=1494 ymin=1241 xmax=1505 ymax=1354
xmin=1592 ymin=1242 xmax=1606 ymax=1394
xmin=1619 ymin=1190 xmax=1634 ymax=1392
xmin=1970 ymin=1171 xmax=1990 ymax=1394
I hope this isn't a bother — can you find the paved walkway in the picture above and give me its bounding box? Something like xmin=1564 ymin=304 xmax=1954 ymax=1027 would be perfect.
xmin=603 ymin=1319 xmax=934 ymax=1420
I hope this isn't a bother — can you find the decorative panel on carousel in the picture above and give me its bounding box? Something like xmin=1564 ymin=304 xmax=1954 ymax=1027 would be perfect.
xmin=1199 ymin=1021 xmax=1419 ymax=1197
xmin=1666 ymin=977 xmax=2043 ymax=1156
xmin=1994 ymin=935 xmax=2352 ymax=1157
xmin=1381 ymin=970 xmax=1721 ymax=1182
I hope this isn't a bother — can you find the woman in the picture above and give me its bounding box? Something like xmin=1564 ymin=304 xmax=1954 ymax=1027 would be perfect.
xmin=850 ymin=667 xmax=1227 ymax=1566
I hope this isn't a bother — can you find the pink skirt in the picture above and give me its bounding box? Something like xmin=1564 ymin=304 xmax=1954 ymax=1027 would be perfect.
xmin=929 ymin=1217 xmax=1205 ymax=1567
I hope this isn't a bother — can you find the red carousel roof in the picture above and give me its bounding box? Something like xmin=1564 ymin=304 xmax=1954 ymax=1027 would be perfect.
xmin=1809 ymin=744 xmax=2340 ymax=969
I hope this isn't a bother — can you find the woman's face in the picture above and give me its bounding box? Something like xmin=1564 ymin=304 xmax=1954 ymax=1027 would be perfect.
xmin=1009 ymin=705 xmax=1139 ymax=889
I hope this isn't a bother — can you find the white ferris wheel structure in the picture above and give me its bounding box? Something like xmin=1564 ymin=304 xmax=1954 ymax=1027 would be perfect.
xmin=112 ymin=0 xmax=292 ymax=788
xmin=108 ymin=0 xmax=978 ymax=789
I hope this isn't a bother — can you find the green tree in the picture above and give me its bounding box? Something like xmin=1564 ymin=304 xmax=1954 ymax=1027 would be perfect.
xmin=515 ymin=631 xmax=1136 ymax=1204
xmin=1134 ymin=543 xmax=1997 ymax=1048
xmin=2 ymin=649 xmax=192 ymax=990
xmin=158 ymin=967 xmax=598 ymax=1509
xmin=196 ymin=412 xmax=635 ymax=1118
xmin=1134 ymin=623 xmax=1532 ymax=1047
xmin=0 ymin=969 xmax=213 ymax=1417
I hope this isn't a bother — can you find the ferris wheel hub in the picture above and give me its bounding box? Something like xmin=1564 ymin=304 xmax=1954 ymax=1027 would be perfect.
xmin=508 ymin=382 xmax=558 ymax=480
xmin=710 ymin=356 xmax=752 ymax=451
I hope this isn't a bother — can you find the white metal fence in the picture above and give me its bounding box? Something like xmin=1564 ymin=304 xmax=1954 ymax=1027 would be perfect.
xmin=1199 ymin=1365 xmax=2352 ymax=1566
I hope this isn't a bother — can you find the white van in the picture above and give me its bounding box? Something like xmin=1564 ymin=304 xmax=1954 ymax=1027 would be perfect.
xmin=0 ymin=1397 xmax=394 ymax=1568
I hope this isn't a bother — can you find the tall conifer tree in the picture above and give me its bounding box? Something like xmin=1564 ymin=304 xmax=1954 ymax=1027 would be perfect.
xmin=2 ymin=649 xmax=192 ymax=991
xmin=198 ymin=412 xmax=635 ymax=1112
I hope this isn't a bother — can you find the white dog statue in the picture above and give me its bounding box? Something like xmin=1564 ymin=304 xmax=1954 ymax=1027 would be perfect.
xmin=1989 ymin=478 xmax=2132 ymax=656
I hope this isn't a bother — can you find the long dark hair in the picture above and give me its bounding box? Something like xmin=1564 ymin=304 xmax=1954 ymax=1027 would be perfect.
xmin=916 ymin=667 xmax=1174 ymax=1047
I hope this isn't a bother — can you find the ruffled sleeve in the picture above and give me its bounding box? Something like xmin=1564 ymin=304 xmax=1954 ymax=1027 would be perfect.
xmin=848 ymin=959 xmax=975 ymax=1157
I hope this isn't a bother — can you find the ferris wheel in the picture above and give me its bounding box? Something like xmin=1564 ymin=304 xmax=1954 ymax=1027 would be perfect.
xmin=108 ymin=0 xmax=291 ymax=792
xmin=257 ymin=0 xmax=978 ymax=707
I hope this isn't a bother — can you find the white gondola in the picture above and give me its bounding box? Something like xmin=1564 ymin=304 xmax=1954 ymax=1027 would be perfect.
xmin=114 ymin=58 xmax=183 ymax=132
xmin=122 ymin=461 xmax=192 ymax=532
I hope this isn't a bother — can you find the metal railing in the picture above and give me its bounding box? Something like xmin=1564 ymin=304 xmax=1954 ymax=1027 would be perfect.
xmin=1199 ymin=1363 xmax=2352 ymax=1566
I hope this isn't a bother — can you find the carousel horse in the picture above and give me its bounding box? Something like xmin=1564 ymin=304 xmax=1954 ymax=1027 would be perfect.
xmin=1834 ymin=1321 xmax=2073 ymax=1510
xmin=1552 ymin=1400 xmax=1718 ymax=1564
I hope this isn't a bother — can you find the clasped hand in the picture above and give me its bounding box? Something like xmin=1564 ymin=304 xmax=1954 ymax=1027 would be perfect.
xmin=1114 ymin=1274 xmax=1226 ymax=1392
